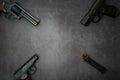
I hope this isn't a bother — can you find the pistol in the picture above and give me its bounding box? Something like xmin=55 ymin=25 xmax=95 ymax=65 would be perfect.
xmin=14 ymin=54 xmax=39 ymax=80
xmin=80 ymin=0 xmax=120 ymax=26
xmin=0 ymin=1 xmax=40 ymax=26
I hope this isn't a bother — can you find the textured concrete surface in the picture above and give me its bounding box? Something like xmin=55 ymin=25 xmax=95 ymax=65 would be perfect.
xmin=0 ymin=0 xmax=120 ymax=80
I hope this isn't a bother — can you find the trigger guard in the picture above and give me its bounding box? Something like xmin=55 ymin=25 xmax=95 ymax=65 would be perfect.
xmin=5 ymin=13 xmax=16 ymax=20
xmin=5 ymin=13 xmax=11 ymax=18
xmin=92 ymin=15 xmax=101 ymax=23
xmin=28 ymin=65 xmax=37 ymax=75
xmin=92 ymin=13 xmax=103 ymax=23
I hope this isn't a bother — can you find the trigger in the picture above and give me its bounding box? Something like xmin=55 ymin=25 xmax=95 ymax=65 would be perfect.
xmin=28 ymin=65 xmax=37 ymax=75
xmin=93 ymin=13 xmax=103 ymax=23
xmin=5 ymin=13 xmax=12 ymax=18
xmin=93 ymin=15 xmax=100 ymax=23
xmin=5 ymin=13 xmax=16 ymax=20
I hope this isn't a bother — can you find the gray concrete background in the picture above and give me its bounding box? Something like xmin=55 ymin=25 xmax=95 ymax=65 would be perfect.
xmin=0 ymin=0 xmax=120 ymax=80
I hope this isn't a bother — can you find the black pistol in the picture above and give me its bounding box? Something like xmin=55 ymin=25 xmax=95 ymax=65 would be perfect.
xmin=80 ymin=0 xmax=119 ymax=26
xmin=14 ymin=54 xmax=39 ymax=80
xmin=82 ymin=54 xmax=107 ymax=74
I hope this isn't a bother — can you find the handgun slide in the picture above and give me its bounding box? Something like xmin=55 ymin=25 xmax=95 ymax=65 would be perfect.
xmin=14 ymin=54 xmax=39 ymax=79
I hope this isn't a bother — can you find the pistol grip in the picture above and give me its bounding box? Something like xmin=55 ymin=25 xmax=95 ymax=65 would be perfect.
xmin=103 ymin=5 xmax=120 ymax=17
xmin=0 ymin=2 xmax=6 ymax=12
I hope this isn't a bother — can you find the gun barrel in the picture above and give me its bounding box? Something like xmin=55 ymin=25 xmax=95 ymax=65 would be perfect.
xmin=15 ymin=3 xmax=40 ymax=26
xmin=21 ymin=11 xmax=40 ymax=26
xmin=14 ymin=54 xmax=39 ymax=79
